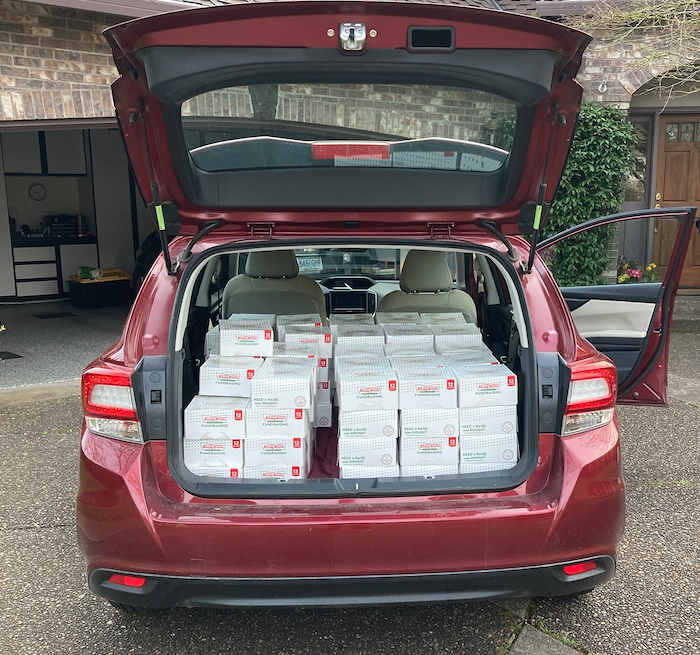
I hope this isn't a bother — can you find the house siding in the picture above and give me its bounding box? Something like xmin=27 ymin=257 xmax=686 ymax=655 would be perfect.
xmin=0 ymin=0 xmax=124 ymax=121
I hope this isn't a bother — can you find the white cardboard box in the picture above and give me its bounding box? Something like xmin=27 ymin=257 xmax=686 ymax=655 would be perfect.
xmin=338 ymin=435 xmax=398 ymax=468
xmin=244 ymin=463 xmax=308 ymax=479
xmin=336 ymin=363 xmax=399 ymax=411
xmin=430 ymin=323 xmax=483 ymax=349
xmin=460 ymin=461 xmax=517 ymax=474
xmin=184 ymin=396 xmax=248 ymax=441
xmin=334 ymin=342 xmax=386 ymax=359
xmin=440 ymin=347 xmax=499 ymax=365
xmin=277 ymin=314 xmax=322 ymax=341
xmin=245 ymin=434 xmax=312 ymax=468
xmin=272 ymin=342 xmax=318 ymax=359
xmin=329 ymin=313 xmax=376 ymax=333
xmin=401 ymin=464 xmax=459 ymax=478
xmin=188 ymin=461 xmax=243 ymax=478
xmin=396 ymin=365 xmax=457 ymax=410
xmin=453 ymin=363 xmax=518 ymax=407
xmin=460 ymin=405 xmax=518 ymax=436
xmin=199 ymin=356 xmax=264 ymax=397
xmin=383 ymin=342 xmax=435 ymax=357
xmin=340 ymin=465 xmax=400 ymax=479
xmin=400 ymin=406 xmax=459 ymax=438
xmin=374 ymin=312 xmax=421 ymax=325
xmin=184 ymin=436 xmax=244 ymax=469
xmin=219 ymin=318 xmax=274 ymax=357
xmin=335 ymin=324 xmax=385 ymax=350
xmin=419 ymin=312 xmax=468 ymax=326
xmin=460 ymin=433 xmax=519 ymax=469
xmin=400 ymin=435 xmax=459 ymax=467
xmin=338 ymin=409 xmax=398 ymax=438
xmin=246 ymin=407 xmax=309 ymax=438
xmin=251 ymin=357 xmax=315 ymax=409
xmin=388 ymin=354 xmax=445 ymax=369
xmin=316 ymin=381 xmax=331 ymax=403
xmin=383 ymin=323 xmax=434 ymax=347
xmin=284 ymin=325 xmax=333 ymax=358
xmin=313 ymin=402 xmax=333 ymax=428
xmin=205 ymin=325 xmax=219 ymax=358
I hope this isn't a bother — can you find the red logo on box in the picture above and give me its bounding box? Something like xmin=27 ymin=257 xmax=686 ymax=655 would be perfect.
xmin=320 ymin=358 xmax=327 ymax=367
xmin=449 ymin=437 xmax=457 ymax=448
xmin=293 ymin=438 xmax=301 ymax=448
xmin=320 ymin=382 xmax=329 ymax=390
xmin=247 ymin=369 xmax=255 ymax=379
xmin=295 ymin=409 xmax=304 ymax=420
xmin=292 ymin=466 xmax=300 ymax=477
xmin=324 ymin=334 xmax=332 ymax=343
xmin=388 ymin=380 xmax=397 ymax=392
xmin=447 ymin=379 xmax=455 ymax=390
xmin=507 ymin=375 xmax=516 ymax=387
xmin=264 ymin=330 xmax=272 ymax=340
xmin=232 ymin=439 xmax=241 ymax=449
xmin=234 ymin=410 xmax=243 ymax=421
xmin=230 ymin=468 xmax=239 ymax=478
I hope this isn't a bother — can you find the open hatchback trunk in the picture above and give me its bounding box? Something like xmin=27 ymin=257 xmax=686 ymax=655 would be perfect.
xmin=103 ymin=2 xmax=697 ymax=500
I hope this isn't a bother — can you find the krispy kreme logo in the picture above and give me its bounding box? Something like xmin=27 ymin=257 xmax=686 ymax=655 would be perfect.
xmin=359 ymin=386 xmax=381 ymax=394
xmin=201 ymin=443 xmax=224 ymax=451
xmin=203 ymin=416 xmax=226 ymax=424
xmin=419 ymin=442 xmax=441 ymax=451
xmin=263 ymin=444 xmax=285 ymax=450
xmin=236 ymin=335 xmax=257 ymax=342
xmin=217 ymin=373 xmax=240 ymax=381
xmin=478 ymin=382 xmax=501 ymax=390
xmin=264 ymin=415 xmax=287 ymax=423
xmin=417 ymin=385 xmax=439 ymax=392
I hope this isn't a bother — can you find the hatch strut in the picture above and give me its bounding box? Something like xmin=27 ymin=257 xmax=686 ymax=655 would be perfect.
xmin=524 ymin=102 xmax=565 ymax=274
xmin=133 ymin=98 xmax=177 ymax=276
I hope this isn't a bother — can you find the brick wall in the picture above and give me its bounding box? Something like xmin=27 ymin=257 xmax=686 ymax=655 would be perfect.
xmin=0 ymin=0 xmax=124 ymax=121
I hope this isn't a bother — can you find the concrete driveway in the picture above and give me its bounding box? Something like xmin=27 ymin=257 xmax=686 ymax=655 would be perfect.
xmin=0 ymin=296 xmax=698 ymax=654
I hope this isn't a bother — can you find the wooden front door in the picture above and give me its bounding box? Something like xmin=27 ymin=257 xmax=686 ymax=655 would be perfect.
xmin=653 ymin=114 xmax=700 ymax=288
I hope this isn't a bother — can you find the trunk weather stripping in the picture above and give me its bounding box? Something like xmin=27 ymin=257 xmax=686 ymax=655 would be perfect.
xmin=177 ymin=220 xmax=223 ymax=264
xmin=478 ymin=220 xmax=519 ymax=263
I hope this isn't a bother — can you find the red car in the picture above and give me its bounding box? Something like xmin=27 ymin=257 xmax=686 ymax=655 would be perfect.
xmin=77 ymin=1 xmax=698 ymax=610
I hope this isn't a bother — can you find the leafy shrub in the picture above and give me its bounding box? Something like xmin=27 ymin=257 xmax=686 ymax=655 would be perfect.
xmin=540 ymin=102 xmax=637 ymax=287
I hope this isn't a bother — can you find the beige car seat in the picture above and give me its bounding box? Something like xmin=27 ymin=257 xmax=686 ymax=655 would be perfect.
xmin=222 ymin=250 xmax=328 ymax=322
xmin=376 ymin=250 xmax=477 ymax=322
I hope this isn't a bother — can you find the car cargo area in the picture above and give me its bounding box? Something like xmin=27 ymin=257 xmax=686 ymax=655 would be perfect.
xmin=163 ymin=242 xmax=539 ymax=496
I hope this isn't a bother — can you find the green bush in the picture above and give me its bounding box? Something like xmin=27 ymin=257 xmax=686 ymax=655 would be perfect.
xmin=540 ymin=102 xmax=637 ymax=287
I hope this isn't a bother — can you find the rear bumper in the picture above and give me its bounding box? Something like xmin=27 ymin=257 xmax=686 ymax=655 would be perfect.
xmin=91 ymin=556 xmax=615 ymax=609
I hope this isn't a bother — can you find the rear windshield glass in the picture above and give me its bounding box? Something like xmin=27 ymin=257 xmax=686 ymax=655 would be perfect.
xmin=181 ymin=83 xmax=516 ymax=173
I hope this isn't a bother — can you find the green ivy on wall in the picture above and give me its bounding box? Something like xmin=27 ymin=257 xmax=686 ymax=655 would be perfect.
xmin=540 ymin=102 xmax=637 ymax=287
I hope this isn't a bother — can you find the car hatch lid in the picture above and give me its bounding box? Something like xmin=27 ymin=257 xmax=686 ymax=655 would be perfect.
xmin=105 ymin=1 xmax=591 ymax=238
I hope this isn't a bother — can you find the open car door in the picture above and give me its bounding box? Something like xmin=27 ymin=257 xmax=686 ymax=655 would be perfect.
xmin=536 ymin=207 xmax=699 ymax=406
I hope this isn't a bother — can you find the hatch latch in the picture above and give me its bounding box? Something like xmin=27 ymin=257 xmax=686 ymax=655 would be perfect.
xmin=248 ymin=222 xmax=275 ymax=239
xmin=428 ymin=222 xmax=454 ymax=239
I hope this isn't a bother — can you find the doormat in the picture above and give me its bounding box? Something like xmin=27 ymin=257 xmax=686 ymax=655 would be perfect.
xmin=0 ymin=351 xmax=21 ymax=360
xmin=32 ymin=312 xmax=78 ymax=319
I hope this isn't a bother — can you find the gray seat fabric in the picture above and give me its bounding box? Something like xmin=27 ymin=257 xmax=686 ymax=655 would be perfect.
xmin=222 ymin=250 xmax=328 ymax=322
xmin=376 ymin=250 xmax=477 ymax=323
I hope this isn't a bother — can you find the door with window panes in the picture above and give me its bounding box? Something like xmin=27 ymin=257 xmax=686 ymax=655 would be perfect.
xmin=654 ymin=115 xmax=700 ymax=288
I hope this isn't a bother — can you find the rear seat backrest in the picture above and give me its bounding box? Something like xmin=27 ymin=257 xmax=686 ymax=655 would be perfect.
xmin=222 ymin=250 xmax=328 ymax=322
xmin=376 ymin=249 xmax=477 ymax=323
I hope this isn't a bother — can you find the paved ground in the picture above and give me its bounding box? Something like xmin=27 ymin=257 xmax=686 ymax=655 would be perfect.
xmin=0 ymin=296 xmax=698 ymax=654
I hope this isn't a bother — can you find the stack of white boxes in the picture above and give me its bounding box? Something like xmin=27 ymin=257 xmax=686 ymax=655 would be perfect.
xmin=335 ymin=354 xmax=400 ymax=479
xmin=246 ymin=355 xmax=317 ymax=480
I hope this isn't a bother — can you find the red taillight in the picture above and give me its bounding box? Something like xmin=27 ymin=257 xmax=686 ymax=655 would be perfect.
xmin=562 ymin=561 xmax=598 ymax=576
xmin=108 ymin=574 xmax=147 ymax=588
xmin=82 ymin=367 xmax=136 ymax=420
xmin=562 ymin=357 xmax=617 ymax=436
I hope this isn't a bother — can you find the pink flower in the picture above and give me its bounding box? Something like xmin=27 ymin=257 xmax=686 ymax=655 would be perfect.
xmin=629 ymin=269 xmax=642 ymax=279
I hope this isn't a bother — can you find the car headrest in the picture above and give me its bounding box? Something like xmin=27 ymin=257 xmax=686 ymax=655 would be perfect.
xmin=245 ymin=250 xmax=299 ymax=279
xmin=400 ymin=250 xmax=453 ymax=293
